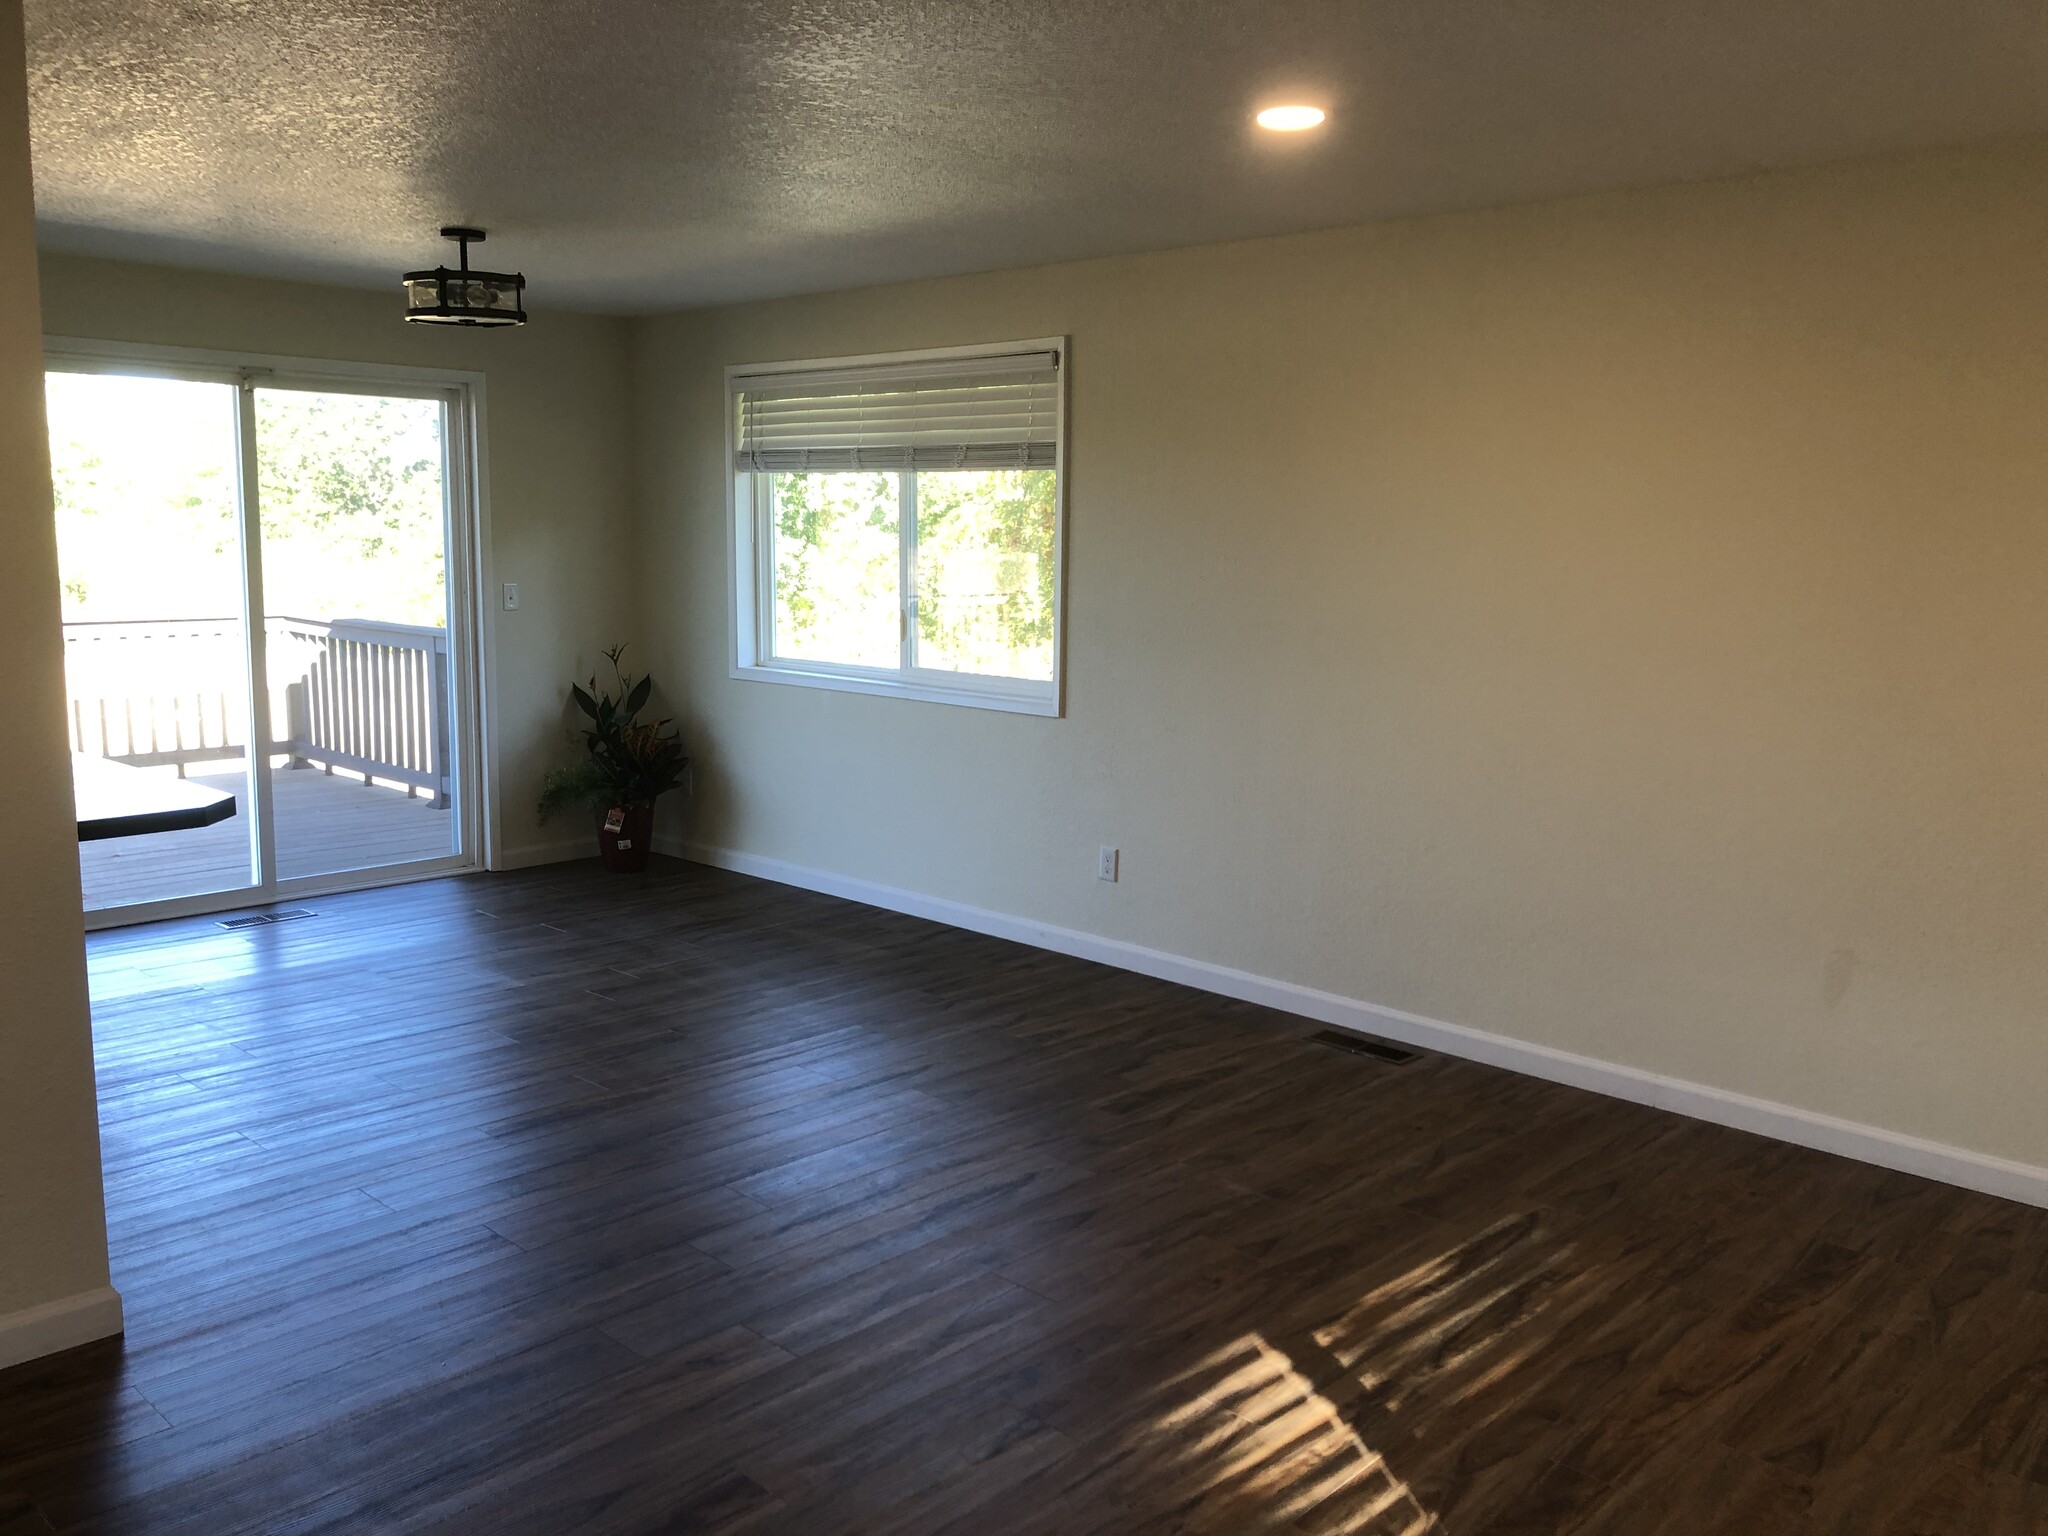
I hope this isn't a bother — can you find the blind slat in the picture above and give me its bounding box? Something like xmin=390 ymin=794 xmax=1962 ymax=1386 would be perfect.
xmin=741 ymin=395 xmax=1054 ymax=422
xmin=739 ymin=443 xmax=1059 ymax=473
xmin=734 ymin=350 xmax=1058 ymax=474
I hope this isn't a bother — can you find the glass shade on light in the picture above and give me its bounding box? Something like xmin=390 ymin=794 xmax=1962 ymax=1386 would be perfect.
xmin=403 ymin=227 xmax=526 ymax=326
xmin=402 ymin=270 xmax=526 ymax=326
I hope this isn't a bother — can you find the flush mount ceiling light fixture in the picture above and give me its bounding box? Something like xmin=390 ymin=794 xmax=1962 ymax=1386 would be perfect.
xmin=1255 ymin=104 xmax=1326 ymax=132
xmin=403 ymin=226 xmax=527 ymax=327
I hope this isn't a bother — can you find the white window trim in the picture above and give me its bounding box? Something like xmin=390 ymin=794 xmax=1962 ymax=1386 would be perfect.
xmin=726 ymin=337 xmax=1067 ymax=718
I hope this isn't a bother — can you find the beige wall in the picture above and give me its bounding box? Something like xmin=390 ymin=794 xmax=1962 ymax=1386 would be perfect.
xmin=632 ymin=137 xmax=2048 ymax=1171
xmin=36 ymin=252 xmax=638 ymax=864
xmin=0 ymin=0 xmax=113 ymax=1332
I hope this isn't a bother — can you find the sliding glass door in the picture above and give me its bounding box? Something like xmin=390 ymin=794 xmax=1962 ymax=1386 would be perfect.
xmin=52 ymin=372 xmax=260 ymax=912
xmin=255 ymin=387 xmax=462 ymax=881
xmin=47 ymin=351 xmax=480 ymax=925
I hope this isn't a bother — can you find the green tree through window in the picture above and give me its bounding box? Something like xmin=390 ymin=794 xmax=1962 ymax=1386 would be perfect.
xmin=47 ymin=374 xmax=449 ymax=629
xmin=769 ymin=467 xmax=1055 ymax=681
xmin=914 ymin=468 xmax=1056 ymax=679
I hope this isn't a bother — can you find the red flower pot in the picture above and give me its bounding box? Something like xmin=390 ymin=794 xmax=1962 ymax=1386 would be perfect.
xmin=596 ymin=801 xmax=655 ymax=873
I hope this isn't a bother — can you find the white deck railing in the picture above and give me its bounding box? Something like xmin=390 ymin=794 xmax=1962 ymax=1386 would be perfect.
xmin=63 ymin=616 xmax=452 ymax=808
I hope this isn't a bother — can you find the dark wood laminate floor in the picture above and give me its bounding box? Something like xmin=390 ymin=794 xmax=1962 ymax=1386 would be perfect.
xmin=3 ymin=858 xmax=2046 ymax=1534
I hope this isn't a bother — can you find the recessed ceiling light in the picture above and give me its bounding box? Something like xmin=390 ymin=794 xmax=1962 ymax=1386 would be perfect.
xmin=1256 ymin=105 xmax=1326 ymax=132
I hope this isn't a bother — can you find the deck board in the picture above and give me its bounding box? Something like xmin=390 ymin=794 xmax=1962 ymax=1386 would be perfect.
xmin=77 ymin=766 xmax=456 ymax=911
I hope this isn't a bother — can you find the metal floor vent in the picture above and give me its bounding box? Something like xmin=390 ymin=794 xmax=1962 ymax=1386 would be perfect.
xmin=218 ymin=909 xmax=317 ymax=930
xmin=1308 ymin=1029 xmax=1420 ymax=1065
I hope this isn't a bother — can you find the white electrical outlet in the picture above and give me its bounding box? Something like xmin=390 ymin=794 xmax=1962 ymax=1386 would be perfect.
xmin=501 ymin=582 xmax=520 ymax=611
xmin=1098 ymin=845 xmax=1119 ymax=882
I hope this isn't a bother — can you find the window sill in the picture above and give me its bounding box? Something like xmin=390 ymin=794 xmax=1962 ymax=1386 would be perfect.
xmin=731 ymin=661 xmax=1060 ymax=717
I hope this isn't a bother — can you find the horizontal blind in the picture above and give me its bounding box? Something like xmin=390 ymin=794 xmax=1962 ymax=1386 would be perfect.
xmin=733 ymin=350 xmax=1059 ymax=473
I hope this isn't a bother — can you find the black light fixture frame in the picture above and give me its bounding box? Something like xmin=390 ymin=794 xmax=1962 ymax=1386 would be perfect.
xmin=403 ymin=226 xmax=527 ymax=327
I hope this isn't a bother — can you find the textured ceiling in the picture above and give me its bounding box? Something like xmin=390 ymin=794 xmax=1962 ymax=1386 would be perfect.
xmin=24 ymin=1 xmax=2048 ymax=313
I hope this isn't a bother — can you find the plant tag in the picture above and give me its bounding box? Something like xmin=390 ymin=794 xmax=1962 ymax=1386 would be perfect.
xmin=603 ymin=807 xmax=625 ymax=833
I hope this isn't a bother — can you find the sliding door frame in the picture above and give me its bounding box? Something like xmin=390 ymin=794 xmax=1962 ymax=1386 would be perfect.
xmin=45 ymin=337 xmax=498 ymax=930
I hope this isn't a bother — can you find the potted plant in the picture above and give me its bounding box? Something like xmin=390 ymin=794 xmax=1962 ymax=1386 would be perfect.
xmin=538 ymin=646 xmax=687 ymax=873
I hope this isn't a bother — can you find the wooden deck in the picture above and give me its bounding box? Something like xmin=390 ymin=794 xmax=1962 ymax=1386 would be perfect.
xmin=77 ymin=766 xmax=456 ymax=911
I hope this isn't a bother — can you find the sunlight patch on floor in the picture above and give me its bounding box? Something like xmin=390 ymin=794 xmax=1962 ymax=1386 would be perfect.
xmin=1137 ymin=1331 xmax=1438 ymax=1533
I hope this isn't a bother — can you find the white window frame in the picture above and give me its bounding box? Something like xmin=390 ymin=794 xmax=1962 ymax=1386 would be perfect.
xmin=727 ymin=338 xmax=1067 ymax=717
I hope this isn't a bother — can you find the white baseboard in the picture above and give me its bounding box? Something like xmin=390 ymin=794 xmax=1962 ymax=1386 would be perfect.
xmin=494 ymin=837 xmax=595 ymax=872
xmin=663 ymin=836 xmax=2048 ymax=1211
xmin=0 ymin=1285 xmax=123 ymax=1373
